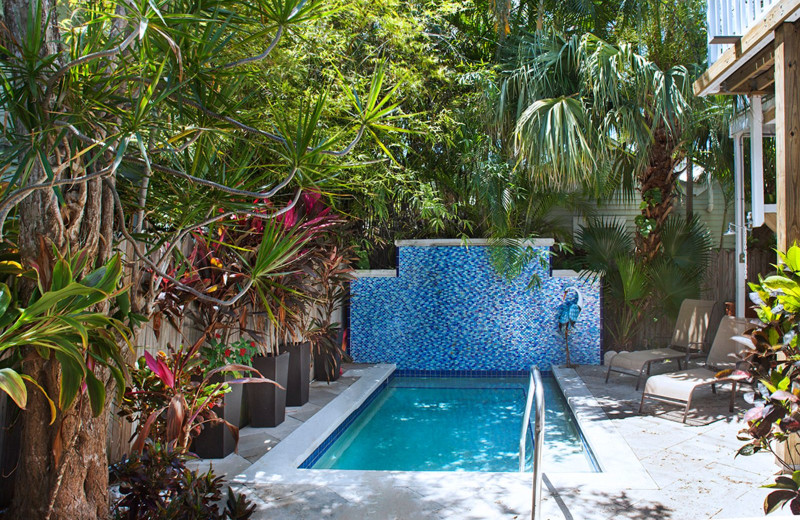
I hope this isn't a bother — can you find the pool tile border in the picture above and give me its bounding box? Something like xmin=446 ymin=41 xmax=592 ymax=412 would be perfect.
xmin=394 ymin=369 xmax=534 ymax=378
xmin=298 ymin=378 xmax=389 ymax=468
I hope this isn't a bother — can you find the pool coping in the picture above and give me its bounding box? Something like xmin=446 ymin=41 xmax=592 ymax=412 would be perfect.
xmin=234 ymin=364 xmax=657 ymax=495
xmin=550 ymin=366 xmax=656 ymax=489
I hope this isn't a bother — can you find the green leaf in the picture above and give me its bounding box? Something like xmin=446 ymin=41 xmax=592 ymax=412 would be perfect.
xmin=783 ymin=245 xmax=800 ymax=273
xmin=736 ymin=443 xmax=756 ymax=457
xmin=54 ymin=351 xmax=85 ymax=411
xmin=50 ymin=258 xmax=72 ymax=292
xmin=0 ymin=283 xmax=13 ymax=317
xmin=84 ymin=371 xmax=105 ymax=417
xmin=0 ymin=368 xmax=27 ymax=409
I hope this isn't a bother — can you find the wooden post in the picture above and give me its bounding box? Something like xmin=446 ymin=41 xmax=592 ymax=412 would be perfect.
xmin=775 ymin=21 xmax=800 ymax=252
xmin=686 ymin=155 xmax=694 ymax=218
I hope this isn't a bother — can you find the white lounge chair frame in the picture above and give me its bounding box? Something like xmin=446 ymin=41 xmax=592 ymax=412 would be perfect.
xmin=638 ymin=316 xmax=750 ymax=423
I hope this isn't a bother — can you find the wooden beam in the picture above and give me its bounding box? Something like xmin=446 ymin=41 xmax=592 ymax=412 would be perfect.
xmin=694 ymin=0 xmax=800 ymax=96
xmin=722 ymin=44 xmax=775 ymax=92
xmin=711 ymin=35 xmax=743 ymax=45
xmin=751 ymin=68 xmax=775 ymax=92
xmin=775 ymin=21 xmax=800 ymax=252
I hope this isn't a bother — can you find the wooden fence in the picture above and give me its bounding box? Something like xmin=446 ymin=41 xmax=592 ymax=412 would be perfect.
xmin=601 ymin=248 xmax=776 ymax=353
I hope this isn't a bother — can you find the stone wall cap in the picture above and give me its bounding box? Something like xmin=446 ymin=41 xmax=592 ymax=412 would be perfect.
xmin=394 ymin=238 xmax=555 ymax=247
xmin=352 ymin=269 xmax=398 ymax=278
xmin=552 ymin=269 xmax=594 ymax=278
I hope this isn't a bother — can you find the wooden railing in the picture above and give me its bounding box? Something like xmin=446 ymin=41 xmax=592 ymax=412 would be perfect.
xmin=707 ymin=0 xmax=777 ymax=64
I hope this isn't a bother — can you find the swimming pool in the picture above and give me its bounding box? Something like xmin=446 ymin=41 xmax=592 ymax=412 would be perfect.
xmin=303 ymin=376 xmax=597 ymax=473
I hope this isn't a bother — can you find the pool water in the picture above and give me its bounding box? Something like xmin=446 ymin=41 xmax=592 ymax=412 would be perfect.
xmin=310 ymin=376 xmax=597 ymax=472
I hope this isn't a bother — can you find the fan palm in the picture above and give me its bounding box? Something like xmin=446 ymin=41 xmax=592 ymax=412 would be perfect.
xmin=576 ymin=215 xmax=712 ymax=349
xmin=499 ymin=30 xmax=693 ymax=261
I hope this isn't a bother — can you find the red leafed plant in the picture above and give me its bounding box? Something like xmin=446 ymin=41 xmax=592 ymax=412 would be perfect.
xmin=118 ymin=346 xmax=272 ymax=454
xmin=156 ymin=191 xmax=352 ymax=356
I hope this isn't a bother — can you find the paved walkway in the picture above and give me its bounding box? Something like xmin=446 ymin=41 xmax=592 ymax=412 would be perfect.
xmin=565 ymin=365 xmax=775 ymax=520
xmin=193 ymin=364 xmax=781 ymax=519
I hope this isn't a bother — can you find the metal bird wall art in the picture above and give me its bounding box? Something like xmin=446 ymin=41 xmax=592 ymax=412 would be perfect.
xmin=557 ymin=287 xmax=583 ymax=368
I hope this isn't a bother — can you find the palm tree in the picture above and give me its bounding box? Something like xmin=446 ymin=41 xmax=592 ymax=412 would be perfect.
xmin=498 ymin=30 xmax=694 ymax=261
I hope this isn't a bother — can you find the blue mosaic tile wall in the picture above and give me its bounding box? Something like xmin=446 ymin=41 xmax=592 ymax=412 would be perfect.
xmin=350 ymin=245 xmax=601 ymax=371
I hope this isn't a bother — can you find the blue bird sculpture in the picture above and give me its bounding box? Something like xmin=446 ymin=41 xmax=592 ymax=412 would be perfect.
xmin=557 ymin=287 xmax=583 ymax=368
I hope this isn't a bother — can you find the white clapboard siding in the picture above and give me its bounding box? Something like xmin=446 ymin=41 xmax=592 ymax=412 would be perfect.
xmin=547 ymin=180 xmax=735 ymax=250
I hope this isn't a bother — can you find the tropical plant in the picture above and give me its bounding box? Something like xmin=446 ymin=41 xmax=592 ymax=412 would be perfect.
xmin=119 ymin=347 xmax=269 ymax=454
xmin=303 ymin=244 xmax=356 ymax=374
xmin=0 ymin=247 xmax=132 ymax=418
xmin=499 ymin=30 xmax=694 ymax=260
xmin=201 ymin=337 xmax=260 ymax=374
xmin=109 ymin=443 xmax=255 ymax=519
xmin=576 ymin=215 xmax=712 ymax=349
xmin=732 ymin=244 xmax=800 ymax=515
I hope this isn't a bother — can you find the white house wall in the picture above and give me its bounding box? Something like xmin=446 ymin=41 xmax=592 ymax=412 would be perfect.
xmin=547 ymin=181 xmax=735 ymax=249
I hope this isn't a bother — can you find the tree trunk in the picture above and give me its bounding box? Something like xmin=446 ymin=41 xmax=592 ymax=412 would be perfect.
xmin=2 ymin=0 xmax=120 ymax=511
xmin=9 ymin=159 xmax=117 ymax=520
xmin=11 ymin=358 xmax=111 ymax=519
xmin=635 ymin=126 xmax=679 ymax=262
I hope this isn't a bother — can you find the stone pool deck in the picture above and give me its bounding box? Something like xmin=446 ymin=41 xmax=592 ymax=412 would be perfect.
xmin=193 ymin=363 xmax=786 ymax=519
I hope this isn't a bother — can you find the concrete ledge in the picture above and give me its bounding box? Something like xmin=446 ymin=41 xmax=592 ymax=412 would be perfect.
xmin=394 ymin=238 xmax=555 ymax=247
xmin=551 ymin=366 xmax=657 ymax=490
xmin=352 ymin=269 xmax=397 ymax=278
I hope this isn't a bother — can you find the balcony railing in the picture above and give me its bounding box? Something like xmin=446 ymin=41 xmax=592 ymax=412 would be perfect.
xmin=707 ymin=0 xmax=777 ymax=64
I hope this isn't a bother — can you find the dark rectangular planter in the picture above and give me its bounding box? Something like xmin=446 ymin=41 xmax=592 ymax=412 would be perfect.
xmin=314 ymin=344 xmax=342 ymax=382
xmin=247 ymin=352 xmax=289 ymax=427
xmin=191 ymin=375 xmax=245 ymax=459
xmin=314 ymin=330 xmax=343 ymax=382
xmin=281 ymin=342 xmax=311 ymax=406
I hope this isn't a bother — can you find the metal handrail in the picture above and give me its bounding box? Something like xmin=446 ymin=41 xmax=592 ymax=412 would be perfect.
xmin=519 ymin=366 xmax=545 ymax=520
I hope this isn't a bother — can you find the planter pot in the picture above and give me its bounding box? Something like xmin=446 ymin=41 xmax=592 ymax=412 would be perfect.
xmin=246 ymin=352 xmax=289 ymax=427
xmin=281 ymin=342 xmax=311 ymax=406
xmin=776 ymin=433 xmax=800 ymax=474
xmin=191 ymin=375 xmax=245 ymax=459
xmin=314 ymin=343 xmax=342 ymax=382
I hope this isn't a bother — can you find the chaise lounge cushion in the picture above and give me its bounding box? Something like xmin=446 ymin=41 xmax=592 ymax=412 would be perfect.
xmin=610 ymin=349 xmax=689 ymax=372
xmin=643 ymin=368 xmax=721 ymax=402
xmin=606 ymin=299 xmax=717 ymax=388
xmin=640 ymin=316 xmax=751 ymax=421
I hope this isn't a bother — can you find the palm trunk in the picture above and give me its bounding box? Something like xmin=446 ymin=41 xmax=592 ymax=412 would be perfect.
xmin=635 ymin=126 xmax=679 ymax=262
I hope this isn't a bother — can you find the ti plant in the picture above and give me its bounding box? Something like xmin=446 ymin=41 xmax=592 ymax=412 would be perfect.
xmin=119 ymin=346 xmax=273 ymax=454
xmin=110 ymin=443 xmax=256 ymax=519
xmin=731 ymin=244 xmax=800 ymax=514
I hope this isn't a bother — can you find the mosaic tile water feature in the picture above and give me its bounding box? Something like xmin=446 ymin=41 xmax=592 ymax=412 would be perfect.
xmin=350 ymin=241 xmax=602 ymax=371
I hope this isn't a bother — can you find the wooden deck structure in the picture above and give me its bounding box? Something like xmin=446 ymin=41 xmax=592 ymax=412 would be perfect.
xmin=696 ymin=0 xmax=800 ymax=315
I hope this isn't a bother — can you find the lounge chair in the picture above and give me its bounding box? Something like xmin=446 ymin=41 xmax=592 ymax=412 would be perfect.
xmin=605 ymin=299 xmax=717 ymax=390
xmin=638 ymin=316 xmax=750 ymax=422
